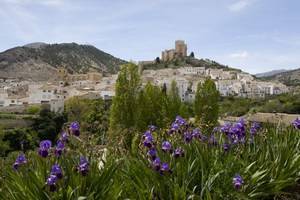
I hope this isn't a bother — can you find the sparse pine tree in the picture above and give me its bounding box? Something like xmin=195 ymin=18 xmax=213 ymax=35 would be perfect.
xmin=194 ymin=79 xmax=220 ymax=131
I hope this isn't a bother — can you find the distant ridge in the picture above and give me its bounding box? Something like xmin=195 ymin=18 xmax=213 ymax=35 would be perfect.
xmin=258 ymin=68 xmax=300 ymax=86
xmin=255 ymin=69 xmax=288 ymax=78
xmin=0 ymin=42 xmax=127 ymax=81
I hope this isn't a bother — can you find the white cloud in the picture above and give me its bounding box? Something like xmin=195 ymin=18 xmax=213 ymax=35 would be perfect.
xmin=3 ymin=0 xmax=65 ymax=7
xmin=229 ymin=51 xmax=249 ymax=59
xmin=228 ymin=0 xmax=254 ymax=12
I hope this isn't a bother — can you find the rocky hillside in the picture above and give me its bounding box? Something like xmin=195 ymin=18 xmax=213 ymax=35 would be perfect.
xmin=141 ymin=56 xmax=242 ymax=73
xmin=0 ymin=43 xmax=127 ymax=81
xmin=255 ymin=69 xmax=288 ymax=78
xmin=259 ymin=68 xmax=300 ymax=86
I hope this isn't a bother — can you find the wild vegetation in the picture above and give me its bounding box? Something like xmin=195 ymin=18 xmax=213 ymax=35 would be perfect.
xmin=219 ymin=93 xmax=300 ymax=117
xmin=0 ymin=63 xmax=299 ymax=199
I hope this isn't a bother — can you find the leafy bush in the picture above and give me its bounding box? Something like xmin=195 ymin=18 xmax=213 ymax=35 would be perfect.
xmin=26 ymin=105 xmax=41 ymax=115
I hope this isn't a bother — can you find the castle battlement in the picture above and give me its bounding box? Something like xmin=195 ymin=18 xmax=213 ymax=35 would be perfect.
xmin=161 ymin=40 xmax=187 ymax=61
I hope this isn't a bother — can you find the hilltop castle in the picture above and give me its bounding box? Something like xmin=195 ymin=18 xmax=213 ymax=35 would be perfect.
xmin=161 ymin=40 xmax=187 ymax=62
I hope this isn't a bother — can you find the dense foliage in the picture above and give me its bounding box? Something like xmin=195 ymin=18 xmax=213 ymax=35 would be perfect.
xmin=219 ymin=93 xmax=300 ymax=117
xmin=1 ymin=117 xmax=300 ymax=199
xmin=65 ymin=97 xmax=110 ymax=144
xmin=195 ymin=79 xmax=220 ymax=130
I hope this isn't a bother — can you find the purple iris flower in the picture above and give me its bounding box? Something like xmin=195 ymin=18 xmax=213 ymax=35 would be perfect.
xmin=292 ymin=118 xmax=300 ymax=129
xmin=173 ymin=147 xmax=184 ymax=158
xmin=160 ymin=163 xmax=172 ymax=174
xmin=13 ymin=154 xmax=27 ymax=170
xmin=152 ymin=157 xmax=161 ymax=171
xmin=223 ymin=143 xmax=230 ymax=152
xmin=77 ymin=156 xmax=89 ymax=176
xmin=38 ymin=140 xmax=52 ymax=158
xmin=148 ymin=125 xmax=157 ymax=132
xmin=143 ymin=134 xmax=154 ymax=148
xmin=147 ymin=148 xmax=157 ymax=160
xmin=250 ymin=122 xmax=261 ymax=136
xmin=50 ymin=164 xmax=63 ymax=179
xmin=70 ymin=121 xmax=80 ymax=136
xmin=192 ymin=128 xmax=201 ymax=138
xmin=143 ymin=130 xmax=152 ymax=137
xmin=60 ymin=131 xmax=68 ymax=142
xmin=162 ymin=141 xmax=172 ymax=152
xmin=175 ymin=116 xmax=186 ymax=126
xmin=184 ymin=132 xmax=193 ymax=143
xmin=170 ymin=122 xmax=180 ymax=132
xmin=55 ymin=140 xmax=65 ymax=157
xmin=46 ymin=174 xmax=57 ymax=192
xmin=233 ymin=174 xmax=244 ymax=190
xmin=228 ymin=119 xmax=246 ymax=143
xmin=220 ymin=123 xmax=232 ymax=135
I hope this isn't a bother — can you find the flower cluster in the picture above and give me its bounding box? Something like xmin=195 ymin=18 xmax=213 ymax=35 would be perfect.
xmin=292 ymin=118 xmax=300 ymax=129
xmin=141 ymin=126 xmax=174 ymax=175
xmin=141 ymin=116 xmax=203 ymax=175
xmin=13 ymin=121 xmax=89 ymax=192
xmin=220 ymin=118 xmax=248 ymax=146
xmin=46 ymin=164 xmax=63 ymax=192
xmin=13 ymin=154 xmax=27 ymax=170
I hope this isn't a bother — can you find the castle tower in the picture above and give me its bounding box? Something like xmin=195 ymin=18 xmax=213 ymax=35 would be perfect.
xmin=175 ymin=40 xmax=187 ymax=57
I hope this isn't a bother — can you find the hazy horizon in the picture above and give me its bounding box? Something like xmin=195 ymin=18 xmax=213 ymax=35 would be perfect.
xmin=0 ymin=0 xmax=299 ymax=74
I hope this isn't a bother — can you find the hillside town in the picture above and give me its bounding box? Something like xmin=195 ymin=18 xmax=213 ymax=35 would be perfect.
xmin=0 ymin=40 xmax=288 ymax=113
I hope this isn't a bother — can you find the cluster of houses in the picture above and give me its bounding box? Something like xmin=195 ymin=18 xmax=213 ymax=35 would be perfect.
xmin=141 ymin=66 xmax=289 ymax=102
xmin=0 ymin=65 xmax=289 ymax=113
xmin=0 ymin=71 xmax=117 ymax=113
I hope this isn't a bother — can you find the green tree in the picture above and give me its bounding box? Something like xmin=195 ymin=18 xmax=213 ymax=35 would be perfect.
xmin=33 ymin=108 xmax=66 ymax=142
xmin=109 ymin=63 xmax=141 ymax=130
xmin=2 ymin=128 xmax=38 ymax=153
xmin=65 ymin=97 xmax=90 ymax=122
xmin=26 ymin=105 xmax=41 ymax=115
xmin=85 ymin=99 xmax=110 ymax=144
xmin=194 ymin=79 xmax=220 ymax=131
xmin=137 ymin=82 xmax=164 ymax=130
xmin=163 ymin=80 xmax=182 ymax=123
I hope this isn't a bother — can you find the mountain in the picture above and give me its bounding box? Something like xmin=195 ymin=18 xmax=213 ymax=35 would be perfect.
xmin=0 ymin=43 xmax=127 ymax=81
xmin=259 ymin=68 xmax=300 ymax=86
xmin=255 ymin=69 xmax=288 ymax=78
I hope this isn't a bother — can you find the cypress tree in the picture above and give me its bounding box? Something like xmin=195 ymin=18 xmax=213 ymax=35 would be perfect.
xmin=109 ymin=63 xmax=140 ymax=131
xmin=194 ymin=79 xmax=220 ymax=131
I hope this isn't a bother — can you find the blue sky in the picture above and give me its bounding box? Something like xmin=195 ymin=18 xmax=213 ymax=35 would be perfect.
xmin=0 ymin=0 xmax=299 ymax=74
